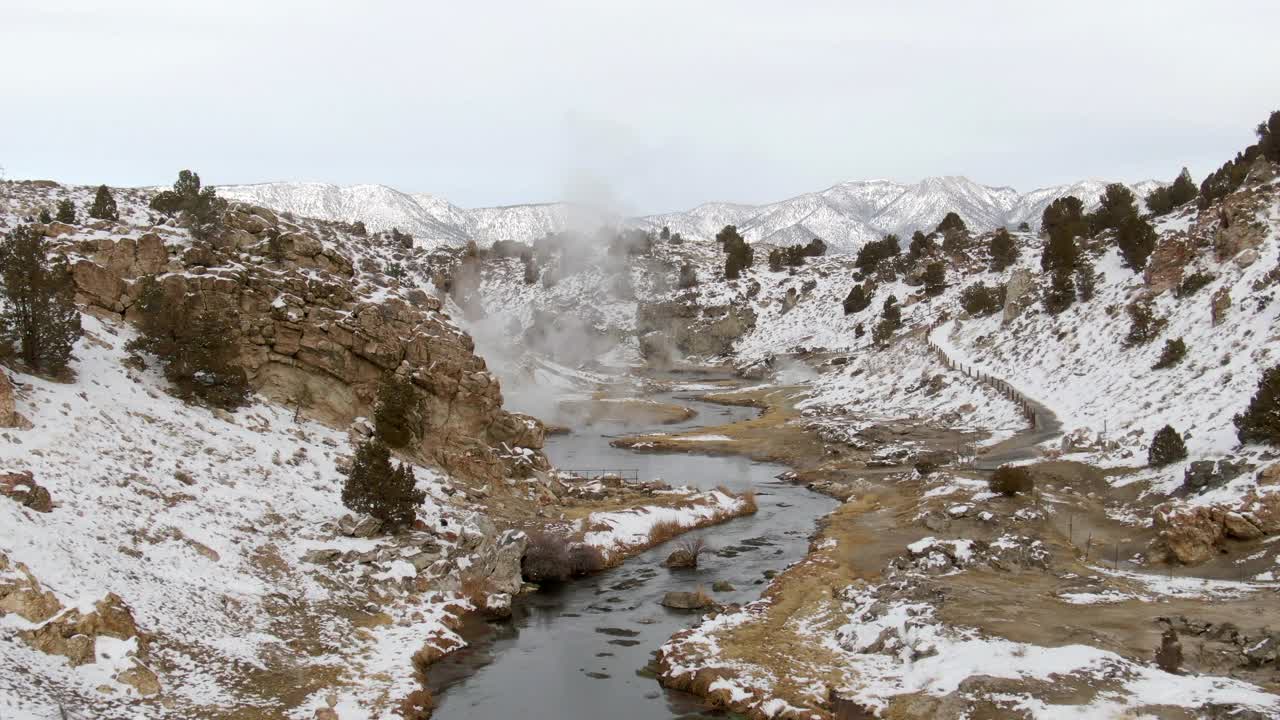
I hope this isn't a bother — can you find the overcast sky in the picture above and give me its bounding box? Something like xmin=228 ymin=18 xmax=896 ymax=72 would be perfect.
xmin=2 ymin=1 xmax=1277 ymax=214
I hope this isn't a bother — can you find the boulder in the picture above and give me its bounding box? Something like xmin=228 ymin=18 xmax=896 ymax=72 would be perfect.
xmin=661 ymin=591 xmax=712 ymax=610
xmin=711 ymin=580 xmax=735 ymax=592
xmin=1223 ymin=512 xmax=1263 ymax=541
xmin=1002 ymin=268 xmax=1033 ymax=324
xmin=664 ymin=548 xmax=697 ymax=569
xmin=0 ymin=471 xmax=52 ymax=513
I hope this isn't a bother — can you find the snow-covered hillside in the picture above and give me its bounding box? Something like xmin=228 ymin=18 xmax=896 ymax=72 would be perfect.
xmin=218 ymin=176 xmax=1161 ymax=254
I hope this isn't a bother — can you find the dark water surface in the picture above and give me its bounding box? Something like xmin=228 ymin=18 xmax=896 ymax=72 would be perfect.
xmin=428 ymin=393 xmax=839 ymax=719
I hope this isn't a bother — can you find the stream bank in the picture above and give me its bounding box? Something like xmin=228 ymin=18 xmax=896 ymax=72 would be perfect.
xmin=426 ymin=387 xmax=840 ymax=719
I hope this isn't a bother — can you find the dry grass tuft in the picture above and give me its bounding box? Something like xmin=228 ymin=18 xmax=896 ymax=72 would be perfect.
xmin=739 ymin=489 xmax=758 ymax=514
xmin=648 ymin=519 xmax=684 ymax=545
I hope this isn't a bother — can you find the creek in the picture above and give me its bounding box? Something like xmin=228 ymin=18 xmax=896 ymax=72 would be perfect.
xmin=428 ymin=389 xmax=840 ymax=718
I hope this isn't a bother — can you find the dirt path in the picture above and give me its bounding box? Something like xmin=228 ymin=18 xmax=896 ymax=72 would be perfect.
xmin=924 ymin=323 xmax=1065 ymax=469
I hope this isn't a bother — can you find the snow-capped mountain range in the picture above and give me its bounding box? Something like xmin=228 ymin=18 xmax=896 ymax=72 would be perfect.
xmin=218 ymin=176 xmax=1163 ymax=254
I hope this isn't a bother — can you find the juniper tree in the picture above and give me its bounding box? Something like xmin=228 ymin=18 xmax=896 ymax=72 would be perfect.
xmin=54 ymin=198 xmax=76 ymax=224
xmin=1234 ymin=364 xmax=1280 ymax=446
xmin=871 ymin=294 xmax=901 ymax=344
xmin=767 ymin=248 xmax=784 ymax=272
xmin=935 ymin=212 xmax=967 ymax=235
xmin=37 ymin=208 xmax=52 ymax=224
xmin=717 ymin=225 xmax=753 ymax=279
xmin=149 ymin=170 xmax=227 ymax=240
xmin=1146 ymin=168 xmax=1198 ymax=216
xmin=855 ymin=234 xmax=900 ymax=275
xmin=1089 ymin=183 xmax=1139 ymax=236
xmin=342 ymin=438 xmax=425 ymax=532
xmin=1148 ymin=425 xmax=1187 ymax=467
xmin=1042 ymin=268 xmax=1075 ymax=315
xmin=842 ymin=282 xmax=872 ymax=315
xmin=126 ymin=276 xmax=249 ymax=408
xmin=960 ymin=282 xmax=1004 ymax=317
xmin=1117 ymin=215 xmax=1157 ymax=272
xmin=922 ymin=261 xmax=946 ymax=296
xmin=0 ymin=225 xmax=82 ymax=374
xmin=1041 ymin=231 xmax=1079 ymax=274
xmin=374 ymin=373 xmax=421 ymax=448
xmin=908 ymin=231 xmax=933 ymax=261
xmin=1152 ymin=338 xmax=1186 ymax=369
xmin=1074 ymin=258 xmax=1097 ymax=302
xmin=1123 ymin=299 xmax=1165 ymax=346
xmin=989 ymin=228 xmax=1019 ymax=271
xmin=1040 ymin=196 xmax=1086 ymax=240
xmin=88 ymin=185 xmax=119 ymax=221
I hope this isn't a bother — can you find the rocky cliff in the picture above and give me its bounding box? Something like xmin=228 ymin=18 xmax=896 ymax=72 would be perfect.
xmin=43 ymin=198 xmax=546 ymax=485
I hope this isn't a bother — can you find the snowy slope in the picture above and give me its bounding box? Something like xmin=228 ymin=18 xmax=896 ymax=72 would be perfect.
xmin=216 ymin=176 xmax=1162 ymax=254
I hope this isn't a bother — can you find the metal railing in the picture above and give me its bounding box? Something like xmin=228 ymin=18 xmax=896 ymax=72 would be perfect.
xmin=558 ymin=469 xmax=640 ymax=482
xmin=927 ymin=319 xmax=1038 ymax=430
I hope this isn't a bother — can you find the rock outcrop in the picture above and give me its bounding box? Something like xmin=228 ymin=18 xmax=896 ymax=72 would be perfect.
xmin=0 ymin=372 xmax=16 ymax=428
xmin=0 ymin=471 xmax=51 ymax=512
xmin=54 ymin=205 xmax=546 ymax=484
xmin=1153 ymin=490 xmax=1280 ymax=564
xmin=637 ymin=296 xmax=756 ymax=361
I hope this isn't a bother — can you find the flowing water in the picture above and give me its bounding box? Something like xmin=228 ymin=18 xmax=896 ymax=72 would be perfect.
xmin=428 ymin=391 xmax=840 ymax=718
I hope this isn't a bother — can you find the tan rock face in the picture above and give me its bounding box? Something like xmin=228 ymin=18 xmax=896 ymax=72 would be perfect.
xmin=1002 ymin=268 xmax=1033 ymax=324
xmin=1 ymin=471 xmax=52 ymax=512
xmin=1211 ymin=287 xmax=1231 ymax=326
xmin=1153 ymin=491 xmax=1280 ymax=564
xmin=1144 ymin=235 xmax=1192 ymax=294
xmin=0 ymin=372 xmax=15 ymax=428
xmin=57 ymin=210 xmax=546 ymax=484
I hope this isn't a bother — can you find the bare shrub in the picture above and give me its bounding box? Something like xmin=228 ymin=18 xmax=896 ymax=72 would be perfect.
xmin=521 ymin=530 xmax=570 ymax=583
xmin=568 ymin=543 xmax=606 ymax=576
xmin=989 ymin=465 xmax=1033 ymax=496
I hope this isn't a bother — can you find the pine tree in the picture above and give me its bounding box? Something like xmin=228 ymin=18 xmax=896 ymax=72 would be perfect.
xmin=374 ymin=373 xmax=420 ymax=448
xmin=660 ymin=226 xmax=671 ymax=240
xmin=1148 ymin=425 xmax=1187 ymax=466
xmin=989 ymin=228 xmax=1019 ymax=271
xmin=37 ymin=208 xmax=52 ymax=224
xmin=342 ymin=438 xmax=425 ymax=532
xmin=149 ymin=170 xmax=227 ymax=239
xmin=88 ymin=185 xmax=119 ymax=221
xmin=55 ymin=198 xmax=76 ymax=224
xmin=0 ymin=225 xmax=83 ymax=374
xmin=922 ymin=261 xmax=946 ymax=296
xmin=1234 ymin=364 xmax=1280 ymax=446
xmin=1117 ymin=215 xmax=1157 ymax=271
